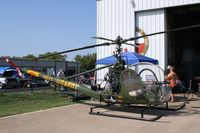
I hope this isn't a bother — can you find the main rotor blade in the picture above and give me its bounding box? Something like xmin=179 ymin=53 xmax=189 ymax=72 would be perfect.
xmin=66 ymin=64 xmax=113 ymax=79
xmin=32 ymin=42 xmax=111 ymax=60
xmin=124 ymin=42 xmax=139 ymax=47
xmin=92 ymin=37 xmax=115 ymax=42
xmin=124 ymin=24 xmax=200 ymax=42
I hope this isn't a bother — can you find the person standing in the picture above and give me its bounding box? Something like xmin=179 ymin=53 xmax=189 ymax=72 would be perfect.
xmin=56 ymin=69 xmax=65 ymax=91
xmin=57 ymin=69 xmax=65 ymax=78
xmin=165 ymin=66 xmax=178 ymax=102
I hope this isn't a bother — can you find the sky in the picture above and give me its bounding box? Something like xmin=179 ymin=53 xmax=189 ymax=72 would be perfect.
xmin=0 ymin=0 xmax=96 ymax=61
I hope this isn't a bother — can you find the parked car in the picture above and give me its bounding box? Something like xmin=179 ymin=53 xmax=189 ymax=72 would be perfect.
xmin=0 ymin=68 xmax=31 ymax=89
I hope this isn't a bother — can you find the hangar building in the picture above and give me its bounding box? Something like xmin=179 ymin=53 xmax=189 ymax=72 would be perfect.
xmin=96 ymin=0 xmax=200 ymax=84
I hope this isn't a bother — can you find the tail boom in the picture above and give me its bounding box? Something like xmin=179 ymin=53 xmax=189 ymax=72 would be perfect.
xmin=26 ymin=70 xmax=102 ymax=100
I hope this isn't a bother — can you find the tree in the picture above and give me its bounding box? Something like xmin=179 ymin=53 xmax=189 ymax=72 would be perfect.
xmin=39 ymin=52 xmax=67 ymax=61
xmin=10 ymin=52 xmax=67 ymax=61
xmin=74 ymin=53 xmax=96 ymax=71
xmin=22 ymin=54 xmax=37 ymax=60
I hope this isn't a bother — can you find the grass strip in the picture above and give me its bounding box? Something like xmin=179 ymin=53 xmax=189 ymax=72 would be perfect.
xmin=0 ymin=90 xmax=74 ymax=117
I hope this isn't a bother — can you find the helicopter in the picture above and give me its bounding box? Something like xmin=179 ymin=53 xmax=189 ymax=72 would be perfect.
xmin=22 ymin=24 xmax=200 ymax=121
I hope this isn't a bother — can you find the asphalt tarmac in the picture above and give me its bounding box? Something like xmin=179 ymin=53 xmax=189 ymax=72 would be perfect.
xmin=0 ymin=96 xmax=200 ymax=133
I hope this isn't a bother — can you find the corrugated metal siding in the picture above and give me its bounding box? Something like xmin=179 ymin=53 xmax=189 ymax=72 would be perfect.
xmin=96 ymin=0 xmax=200 ymax=82
xmin=96 ymin=0 xmax=135 ymax=83
xmin=136 ymin=9 xmax=166 ymax=81
xmin=134 ymin=0 xmax=200 ymax=11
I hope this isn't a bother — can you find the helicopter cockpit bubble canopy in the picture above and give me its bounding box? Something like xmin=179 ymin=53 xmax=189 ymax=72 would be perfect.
xmin=129 ymin=62 xmax=165 ymax=82
xmin=96 ymin=51 xmax=158 ymax=65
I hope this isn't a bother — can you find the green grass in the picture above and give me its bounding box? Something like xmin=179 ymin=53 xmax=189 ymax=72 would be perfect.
xmin=0 ymin=90 xmax=74 ymax=117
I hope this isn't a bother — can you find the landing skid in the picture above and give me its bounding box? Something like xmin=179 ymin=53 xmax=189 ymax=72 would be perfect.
xmin=126 ymin=102 xmax=186 ymax=111
xmin=154 ymin=102 xmax=186 ymax=111
xmin=89 ymin=104 xmax=163 ymax=121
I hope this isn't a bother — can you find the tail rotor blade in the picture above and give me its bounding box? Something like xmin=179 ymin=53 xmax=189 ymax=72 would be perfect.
xmin=2 ymin=56 xmax=23 ymax=78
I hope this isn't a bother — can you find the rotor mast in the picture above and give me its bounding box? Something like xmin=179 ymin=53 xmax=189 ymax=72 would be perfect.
xmin=115 ymin=36 xmax=124 ymax=65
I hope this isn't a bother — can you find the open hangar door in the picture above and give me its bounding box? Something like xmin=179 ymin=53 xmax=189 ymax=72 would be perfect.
xmin=166 ymin=4 xmax=200 ymax=90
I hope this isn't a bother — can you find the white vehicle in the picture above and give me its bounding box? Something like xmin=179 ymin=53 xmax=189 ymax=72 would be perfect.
xmin=0 ymin=68 xmax=30 ymax=89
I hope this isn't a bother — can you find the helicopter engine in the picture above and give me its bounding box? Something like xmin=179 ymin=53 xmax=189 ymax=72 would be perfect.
xmin=104 ymin=67 xmax=121 ymax=93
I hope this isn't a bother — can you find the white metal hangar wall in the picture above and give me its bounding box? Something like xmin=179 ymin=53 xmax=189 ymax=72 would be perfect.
xmin=96 ymin=0 xmax=136 ymax=84
xmin=96 ymin=0 xmax=200 ymax=83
